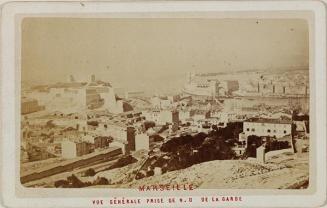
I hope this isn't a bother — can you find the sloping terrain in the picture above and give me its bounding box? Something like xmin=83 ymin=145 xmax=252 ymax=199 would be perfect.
xmin=97 ymin=152 xmax=308 ymax=189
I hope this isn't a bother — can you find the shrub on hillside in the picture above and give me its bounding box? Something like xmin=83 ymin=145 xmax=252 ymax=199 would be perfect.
xmin=54 ymin=179 xmax=69 ymax=188
xmin=144 ymin=121 xmax=156 ymax=130
xmin=67 ymin=174 xmax=85 ymax=188
xmin=110 ymin=155 xmax=137 ymax=169
xmin=151 ymin=134 xmax=164 ymax=142
xmin=160 ymin=132 xmax=207 ymax=152
xmin=93 ymin=177 xmax=110 ymax=185
xmin=84 ymin=168 xmax=96 ymax=177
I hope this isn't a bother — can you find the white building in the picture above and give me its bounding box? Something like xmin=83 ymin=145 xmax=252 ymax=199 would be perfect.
xmin=179 ymin=110 xmax=191 ymax=123
xmin=160 ymin=99 xmax=173 ymax=109
xmin=238 ymin=132 xmax=247 ymax=143
xmin=135 ymin=134 xmax=150 ymax=151
xmin=158 ymin=110 xmax=179 ymax=125
xmin=143 ymin=110 xmax=179 ymax=125
xmin=150 ymin=97 xmax=161 ymax=108
xmin=243 ymin=118 xmax=292 ymax=138
xmin=26 ymin=91 xmax=51 ymax=107
xmin=143 ymin=110 xmax=160 ymax=123
xmin=106 ymin=124 xmax=127 ymax=141
xmin=27 ymin=77 xmax=124 ymax=114
xmin=52 ymin=88 xmax=84 ymax=113
xmin=47 ymin=87 xmax=87 ymax=114
xmin=61 ymin=140 xmax=77 ymax=159
xmin=87 ymin=84 xmax=123 ymax=114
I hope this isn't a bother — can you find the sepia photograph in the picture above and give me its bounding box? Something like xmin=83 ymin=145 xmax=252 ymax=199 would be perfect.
xmin=1 ymin=1 xmax=326 ymax=207
xmin=20 ymin=17 xmax=310 ymax=190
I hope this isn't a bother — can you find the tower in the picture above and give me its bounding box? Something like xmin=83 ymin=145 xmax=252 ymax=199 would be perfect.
xmin=273 ymin=85 xmax=275 ymax=94
xmin=127 ymin=126 xmax=136 ymax=152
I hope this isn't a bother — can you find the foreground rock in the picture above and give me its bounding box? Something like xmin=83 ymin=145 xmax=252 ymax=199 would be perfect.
xmin=94 ymin=152 xmax=309 ymax=189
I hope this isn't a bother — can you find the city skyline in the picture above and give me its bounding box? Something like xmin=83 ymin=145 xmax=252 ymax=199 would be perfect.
xmin=19 ymin=17 xmax=310 ymax=191
xmin=22 ymin=18 xmax=309 ymax=92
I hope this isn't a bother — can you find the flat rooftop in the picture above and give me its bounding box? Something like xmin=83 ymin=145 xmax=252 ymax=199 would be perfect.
xmin=245 ymin=117 xmax=292 ymax=124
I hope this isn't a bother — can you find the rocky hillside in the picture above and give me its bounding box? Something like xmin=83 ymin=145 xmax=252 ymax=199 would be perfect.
xmin=96 ymin=152 xmax=309 ymax=189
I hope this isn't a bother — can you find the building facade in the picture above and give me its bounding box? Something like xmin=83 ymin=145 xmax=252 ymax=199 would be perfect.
xmin=135 ymin=134 xmax=150 ymax=151
xmin=21 ymin=98 xmax=45 ymax=114
xmin=243 ymin=118 xmax=292 ymax=139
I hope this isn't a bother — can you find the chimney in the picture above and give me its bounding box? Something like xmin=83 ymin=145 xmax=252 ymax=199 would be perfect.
xmin=91 ymin=74 xmax=96 ymax=82
xmin=257 ymin=82 xmax=260 ymax=93
xmin=70 ymin=75 xmax=75 ymax=82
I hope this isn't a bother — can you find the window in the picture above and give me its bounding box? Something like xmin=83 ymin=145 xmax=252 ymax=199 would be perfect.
xmin=251 ymin=128 xmax=255 ymax=132
xmin=273 ymin=130 xmax=277 ymax=133
xmin=246 ymin=128 xmax=250 ymax=131
xmin=267 ymin=129 xmax=271 ymax=133
xmin=284 ymin=130 xmax=287 ymax=134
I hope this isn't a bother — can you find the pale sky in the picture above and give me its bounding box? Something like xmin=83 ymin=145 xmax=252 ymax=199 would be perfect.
xmin=22 ymin=18 xmax=309 ymax=91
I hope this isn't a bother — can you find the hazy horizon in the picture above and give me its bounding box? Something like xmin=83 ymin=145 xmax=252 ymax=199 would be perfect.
xmin=22 ymin=18 xmax=309 ymax=92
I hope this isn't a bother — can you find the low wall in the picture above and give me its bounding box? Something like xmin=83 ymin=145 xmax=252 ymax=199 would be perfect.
xmin=265 ymin=148 xmax=294 ymax=159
